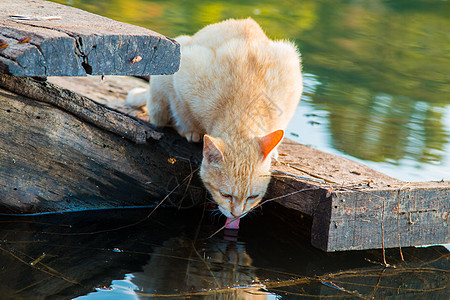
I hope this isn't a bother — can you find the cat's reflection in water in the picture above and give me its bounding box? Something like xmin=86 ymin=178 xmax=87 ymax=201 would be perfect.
xmin=131 ymin=236 xmax=271 ymax=299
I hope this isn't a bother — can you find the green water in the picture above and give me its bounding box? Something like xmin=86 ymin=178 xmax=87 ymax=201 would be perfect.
xmin=54 ymin=0 xmax=450 ymax=182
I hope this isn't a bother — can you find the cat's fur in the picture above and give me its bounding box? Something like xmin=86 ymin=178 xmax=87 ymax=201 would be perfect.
xmin=127 ymin=18 xmax=302 ymax=219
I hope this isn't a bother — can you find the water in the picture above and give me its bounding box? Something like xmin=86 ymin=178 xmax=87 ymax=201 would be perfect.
xmin=1 ymin=207 xmax=448 ymax=298
xmin=288 ymin=74 xmax=450 ymax=182
xmin=5 ymin=0 xmax=448 ymax=298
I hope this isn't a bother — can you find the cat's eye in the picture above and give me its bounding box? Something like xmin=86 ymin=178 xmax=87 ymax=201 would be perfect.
xmin=247 ymin=194 xmax=259 ymax=200
xmin=220 ymin=192 xmax=233 ymax=199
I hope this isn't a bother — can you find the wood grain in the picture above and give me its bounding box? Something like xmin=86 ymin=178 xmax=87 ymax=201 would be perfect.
xmin=0 ymin=0 xmax=180 ymax=76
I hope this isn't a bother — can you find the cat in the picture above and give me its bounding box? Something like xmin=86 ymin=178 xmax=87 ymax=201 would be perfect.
xmin=127 ymin=18 xmax=302 ymax=223
xmin=131 ymin=237 xmax=265 ymax=298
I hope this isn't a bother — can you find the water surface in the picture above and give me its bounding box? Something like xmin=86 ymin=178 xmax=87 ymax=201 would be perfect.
xmin=1 ymin=207 xmax=448 ymax=298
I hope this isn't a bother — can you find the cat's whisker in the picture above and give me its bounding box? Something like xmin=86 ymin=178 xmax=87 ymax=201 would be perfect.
xmin=247 ymin=187 xmax=319 ymax=215
xmin=210 ymin=209 xmax=222 ymax=219
xmin=209 ymin=188 xmax=318 ymax=238
xmin=270 ymin=169 xmax=325 ymax=183
xmin=247 ymin=206 xmax=262 ymax=217
xmin=205 ymin=206 xmax=223 ymax=223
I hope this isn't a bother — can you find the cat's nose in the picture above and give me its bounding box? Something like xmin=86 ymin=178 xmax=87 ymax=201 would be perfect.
xmin=230 ymin=207 xmax=243 ymax=218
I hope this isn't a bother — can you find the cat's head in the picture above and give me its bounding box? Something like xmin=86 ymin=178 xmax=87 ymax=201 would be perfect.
xmin=200 ymin=130 xmax=284 ymax=219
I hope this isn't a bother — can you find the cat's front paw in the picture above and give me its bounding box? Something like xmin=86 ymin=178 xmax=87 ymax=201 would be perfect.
xmin=126 ymin=88 xmax=148 ymax=107
xmin=271 ymin=149 xmax=280 ymax=164
xmin=182 ymin=132 xmax=202 ymax=143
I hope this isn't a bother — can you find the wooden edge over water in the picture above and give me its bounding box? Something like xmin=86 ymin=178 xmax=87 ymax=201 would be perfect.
xmin=0 ymin=75 xmax=448 ymax=251
xmin=0 ymin=0 xmax=180 ymax=76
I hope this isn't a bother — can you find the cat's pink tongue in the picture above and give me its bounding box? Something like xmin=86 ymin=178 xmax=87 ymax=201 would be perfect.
xmin=225 ymin=217 xmax=240 ymax=229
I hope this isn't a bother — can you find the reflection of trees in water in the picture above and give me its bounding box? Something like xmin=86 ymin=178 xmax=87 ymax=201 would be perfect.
xmin=300 ymin=0 xmax=450 ymax=105
xmin=312 ymin=81 xmax=448 ymax=164
xmin=296 ymin=0 xmax=450 ymax=164
xmin=50 ymin=0 xmax=449 ymax=104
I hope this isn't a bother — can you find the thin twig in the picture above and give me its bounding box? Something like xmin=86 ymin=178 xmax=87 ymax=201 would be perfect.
xmin=320 ymin=280 xmax=367 ymax=299
xmin=381 ymin=193 xmax=388 ymax=267
xmin=0 ymin=245 xmax=79 ymax=285
xmin=14 ymin=276 xmax=53 ymax=294
xmin=396 ymin=183 xmax=411 ymax=262
xmin=208 ymin=187 xmax=319 ymax=238
xmin=270 ymin=169 xmax=325 ymax=183
xmin=191 ymin=241 xmax=221 ymax=288
xmin=370 ymin=267 xmax=387 ymax=299
xmin=277 ymin=161 xmax=338 ymax=184
xmin=178 ymin=161 xmax=196 ymax=209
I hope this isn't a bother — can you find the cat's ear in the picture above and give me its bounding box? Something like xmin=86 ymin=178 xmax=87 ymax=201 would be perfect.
xmin=259 ymin=129 xmax=284 ymax=160
xmin=203 ymin=134 xmax=224 ymax=164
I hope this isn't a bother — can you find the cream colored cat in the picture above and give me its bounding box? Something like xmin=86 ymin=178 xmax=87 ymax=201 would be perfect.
xmin=127 ymin=18 xmax=302 ymax=221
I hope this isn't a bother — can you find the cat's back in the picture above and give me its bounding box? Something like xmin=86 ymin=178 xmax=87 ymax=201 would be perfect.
xmin=182 ymin=18 xmax=300 ymax=89
xmin=186 ymin=18 xmax=268 ymax=50
xmin=177 ymin=17 xmax=300 ymax=94
xmin=173 ymin=18 xmax=302 ymax=135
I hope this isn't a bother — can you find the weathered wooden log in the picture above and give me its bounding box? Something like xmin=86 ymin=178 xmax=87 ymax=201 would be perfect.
xmin=0 ymin=75 xmax=448 ymax=252
xmin=0 ymin=74 xmax=161 ymax=143
xmin=0 ymin=0 xmax=179 ymax=76
xmin=0 ymin=81 xmax=204 ymax=214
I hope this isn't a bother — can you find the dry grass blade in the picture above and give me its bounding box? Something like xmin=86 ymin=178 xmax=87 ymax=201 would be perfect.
xmin=14 ymin=276 xmax=53 ymax=294
xmin=320 ymin=280 xmax=367 ymax=299
xmin=270 ymin=169 xmax=325 ymax=183
xmin=0 ymin=245 xmax=79 ymax=285
xmin=208 ymin=187 xmax=319 ymax=238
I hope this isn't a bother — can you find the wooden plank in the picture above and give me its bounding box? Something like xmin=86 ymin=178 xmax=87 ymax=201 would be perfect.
xmin=312 ymin=182 xmax=449 ymax=251
xmin=269 ymin=141 xmax=449 ymax=251
xmin=0 ymin=75 xmax=448 ymax=251
xmin=0 ymin=0 xmax=180 ymax=76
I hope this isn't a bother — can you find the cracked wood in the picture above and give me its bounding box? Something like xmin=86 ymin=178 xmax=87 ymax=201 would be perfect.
xmin=0 ymin=73 xmax=161 ymax=143
xmin=0 ymin=0 xmax=180 ymax=76
xmin=0 ymin=84 xmax=204 ymax=214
